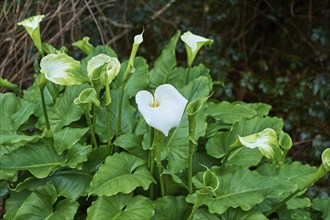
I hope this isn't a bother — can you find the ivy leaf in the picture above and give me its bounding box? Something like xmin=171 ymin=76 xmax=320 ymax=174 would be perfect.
xmin=89 ymin=152 xmax=155 ymax=196
xmin=152 ymin=196 xmax=191 ymax=220
xmin=87 ymin=193 xmax=155 ymax=220
xmin=53 ymin=127 xmax=89 ymax=154
xmin=149 ymin=30 xmax=180 ymax=89
xmin=0 ymin=139 xmax=65 ymax=178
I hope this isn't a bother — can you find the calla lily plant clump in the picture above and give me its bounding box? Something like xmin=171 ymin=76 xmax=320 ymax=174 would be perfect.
xmin=0 ymin=15 xmax=329 ymax=220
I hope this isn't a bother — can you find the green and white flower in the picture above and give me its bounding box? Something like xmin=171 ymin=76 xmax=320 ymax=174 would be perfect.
xmin=180 ymin=31 xmax=213 ymax=67
xmin=238 ymin=128 xmax=282 ymax=161
xmin=40 ymin=53 xmax=89 ymax=86
xmin=18 ymin=15 xmax=45 ymax=55
xmin=322 ymin=148 xmax=330 ymax=172
xmin=87 ymin=53 xmax=120 ymax=86
xmin=135 ymin=84 xmax=188 ymax=136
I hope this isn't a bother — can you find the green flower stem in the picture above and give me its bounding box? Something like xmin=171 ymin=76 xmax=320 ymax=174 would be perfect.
xmin=154 ymin=143 xmax=165 ymax=197
xmin=265 ymin=165 xmax=328 ymax=217
xmin=148 ymin=149 xmax=155 ymax=200
xmin=40 ymin=87 xmax=50 ymax=131
xmin=187 ymin=114 xmax=198 ymax=194
xmin=185 ymin=67 xmax=191 ymax=85
xmin=188 ymin=142 xmax=195 ymax=194
xmin=84 ymin=112 xmax=98 ymax=148
xmin=149 ymin=128 xmax=165 ymax=197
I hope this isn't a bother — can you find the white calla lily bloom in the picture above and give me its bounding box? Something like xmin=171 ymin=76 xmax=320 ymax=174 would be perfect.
xmin=136 ymin=84 xmax=188 ymax=136
xmin=87 ymin=53 xmax=120 ymax=84
xmin=18 ymin=15 xmax=45 ymax=54
xmin=180 ymin=31 xmax=213 ymax=67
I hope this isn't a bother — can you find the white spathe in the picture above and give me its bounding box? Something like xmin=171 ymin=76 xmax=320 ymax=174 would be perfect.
xmin=18 ymin=15 xmax=44 ymax=30
xmin=40 ymin=53 xmax=88 ymax=86
xmin=238 ymin=128 xmax=279 ymax=159
xmin=136 ymin=84 xmax=188 ymax=136
xmin=181 ymin=31 xmax=211 ymax=53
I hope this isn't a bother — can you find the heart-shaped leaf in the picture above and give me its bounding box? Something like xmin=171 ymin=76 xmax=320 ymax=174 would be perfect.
xmin=89 ymin=152 xmax=155 ymax=196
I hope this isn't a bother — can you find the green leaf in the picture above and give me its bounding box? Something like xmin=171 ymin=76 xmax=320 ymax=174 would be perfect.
xmin=0 ymin=139 xmax=65 ymax=178
xmin=37 ymin=85 xmax=88 ymax=131
xmin=206 ymin=117 xmax=284 ymax=159
xmin=226 ymin=147 xmax=263 ymax=167
xmin=161 ymin=114 xmax=189 ymax=173
xmin=149 ymin=30 xmax=180 ymax=89
xmin=15 ymin=169 xmax=91 ymax=200
xmin=193 ymin=208 xmax=219 ymax=220
xmin=279 ymin=131 xmax=292 ymax=150
xmin=218 ymin=208 xmax=268 ymax=220
xmin=114 ymin=133 xmax=147 ymax=159
xmin=95 ymin=88 xmax=136 ymax=141
xmin=87 ymin=193 xmax=155 ymax=220
xmin=313 ymin=197 xmax=330 ymax=220
xmin=286 ymin=197 xmax=312 ymax=210
xmin=244 ymin=103 xmax=272 ymax=117
xmin=47 ymin=199 xmax=80 ymax=220
xmin=152 ymin=196 xmax=191 ymax=220
xmin=89 ymin=152 xmax=155 ymax=196
xmin=82 ymin=145 xmax=112 ymax=173
xmin=3 ymin=191 xmax=30 ymax=219
xmin=14 ymin=183 xmax=78 ymax=220
xmin=66 ymin=143 xmax=93 ymax=168
xmin=72 ymin=36 xmax=94 ymax=54
xmin=182 ymin=76 xmax=212 ymax=102
xmin=256 ymin=162 xmax=318 ymax=190
xmin=0 ymin=93 xmax=35 ymax=130
xmin=321 ymin=148 xmax=330 ymax=171
xmin=207 ymin=101 xmax=257 ymax=124
xmin=167 ymin=64 xmax=211 ymax=89
xmin=53 ymin=127 xmax=89 ymax=154
xmin=187 ymin=166 xmax=297 ymax=215
xmin=122 ymin=57 xmax=149 ymax=98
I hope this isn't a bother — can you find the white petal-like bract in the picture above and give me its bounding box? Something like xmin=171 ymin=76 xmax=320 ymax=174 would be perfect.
xmin=136 ymin=84 xmax=188 ymax=136
xmin=40 ymin=53 xmax=88 ymax=86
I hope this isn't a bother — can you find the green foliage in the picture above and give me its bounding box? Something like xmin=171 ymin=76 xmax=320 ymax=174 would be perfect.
xmin=1 ymin=18 xmax=329 ymax=220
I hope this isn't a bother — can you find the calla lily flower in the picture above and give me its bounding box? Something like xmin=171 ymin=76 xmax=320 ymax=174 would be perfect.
xmin=238 ymin=128 xmax=282 ymax=161
xmin=87 ymin=53 xmax=120 ymax=86
xmin=136 ymin=84 xmax=188 ymax=136
xmin=180 ymin=31 xmax=213 ymax=67
xmin=322 ymin=148 xmax=330 ymax=172
xmin=18 ymin=15 xmax=45 ymax=55
xmin=40 ymin=53 xmax=89 ymax=86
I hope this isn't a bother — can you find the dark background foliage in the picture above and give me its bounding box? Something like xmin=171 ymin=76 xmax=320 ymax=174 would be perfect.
xmin=1 ymin=0 xmax=329 ymax=192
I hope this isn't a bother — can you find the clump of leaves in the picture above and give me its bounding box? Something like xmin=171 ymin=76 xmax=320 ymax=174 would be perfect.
xmin=0 ymin=15 xmax=329 ymax=219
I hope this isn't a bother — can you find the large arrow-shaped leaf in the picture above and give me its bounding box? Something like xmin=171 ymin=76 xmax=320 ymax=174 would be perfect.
xmin=89 ymin=152 xmax=155 ymax=196
xmin=87 ymin=193 xmax=154 ymax=220
xmin=0 ymin=139 xmax=65 ymax=178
